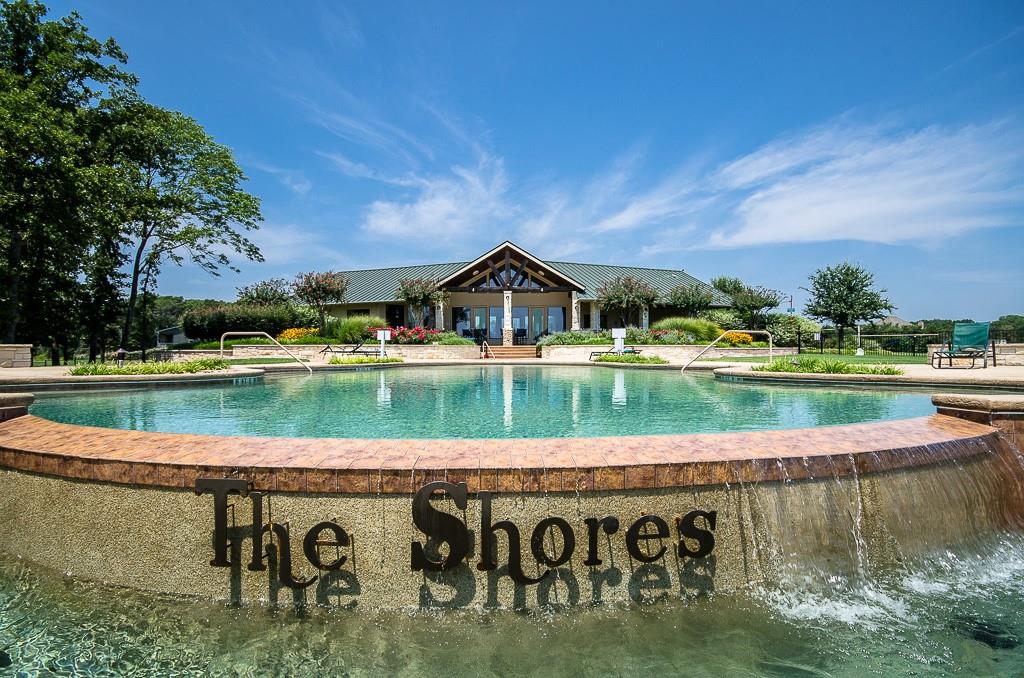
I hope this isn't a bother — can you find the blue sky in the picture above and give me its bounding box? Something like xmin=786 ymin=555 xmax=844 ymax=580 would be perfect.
xmin=54 ymin=1 xmax=1024 ymax=320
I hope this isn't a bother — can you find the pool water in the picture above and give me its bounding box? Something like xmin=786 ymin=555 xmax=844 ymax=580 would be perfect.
xmin=3 ymin=535 xmax=1024 ymax=675
xmin=30 ymin=366 xmax=936 ymax=438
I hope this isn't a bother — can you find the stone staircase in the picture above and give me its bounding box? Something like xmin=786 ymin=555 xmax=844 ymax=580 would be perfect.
xmin=484 ymin=345 xmax=540 ymax=360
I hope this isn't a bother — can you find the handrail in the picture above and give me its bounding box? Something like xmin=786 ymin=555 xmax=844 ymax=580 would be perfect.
xmin=219 ymin=332 xmax=312 ymax=375
xmin=681 ymin=329 xmax=773 ymax=371
xmin=480 ymin=340 xmax=495 ymax=359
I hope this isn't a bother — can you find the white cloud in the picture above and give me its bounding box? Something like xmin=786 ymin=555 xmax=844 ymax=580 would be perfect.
xmin=248 ymin=161 xmax=312 ymax=195
xmin=706 ymin=121 xmax=1024 ymax=248
xmin=248 ymin=223 xmax=349 ymax=267
xmin=360 ymin=154 xmax=512 ymax=242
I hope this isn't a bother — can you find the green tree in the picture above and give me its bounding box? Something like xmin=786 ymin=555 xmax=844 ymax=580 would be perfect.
xmin=802 ymin=262 xmax=895 ymax=350
xmin=396 ymin=278 xmax=445 ymax=326
xmin=664 ymin=283 xmax=715 ymax=317
xmin=293 ymin=271 xmax=348 ymax=332
xmin=596 ymin=276 xmax=659 ymax=326
xmin=108 ymin=99 xmax=263 ymax=351
xmin=237 ymin=278 xmax=292 ymax=307
xmin=0 ymin=0 xmax=136 ymax=343
xmin=711 ymin=276 xmax=783 ymax=330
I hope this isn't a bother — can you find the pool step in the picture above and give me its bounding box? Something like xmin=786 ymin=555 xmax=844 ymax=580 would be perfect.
xmin=483 ymin=346 xmax=540 ymax=359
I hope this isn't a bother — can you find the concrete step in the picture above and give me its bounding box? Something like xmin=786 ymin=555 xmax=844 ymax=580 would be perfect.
xmin=484 ymin=346 xmax=539 ymax=359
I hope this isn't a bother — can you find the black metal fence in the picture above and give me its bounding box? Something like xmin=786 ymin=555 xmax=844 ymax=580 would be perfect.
xmin=797 ymin=330 xmax=940 ymax=357
xmin=796 ymin=327 xmax=1024 ymax=358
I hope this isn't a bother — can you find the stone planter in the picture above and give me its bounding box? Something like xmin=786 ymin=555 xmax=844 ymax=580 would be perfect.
xmin=230 ymin=343 xmax=480 ymax=361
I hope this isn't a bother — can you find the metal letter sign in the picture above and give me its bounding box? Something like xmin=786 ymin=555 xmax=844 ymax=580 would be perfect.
xmin=196 ymin=478 xmax=717 ymax=595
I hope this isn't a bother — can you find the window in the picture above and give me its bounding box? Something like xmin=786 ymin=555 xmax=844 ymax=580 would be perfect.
xmin=547 ymin=307 xmax=565 ymax=333
xmin=453 ymin=307 xmax=471 ymax=336
xmin=489 ymin=306 xmax=504 ymax=339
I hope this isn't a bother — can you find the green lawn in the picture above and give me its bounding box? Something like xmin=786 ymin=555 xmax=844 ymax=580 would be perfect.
xmin=709 ymin=353 xmax=929 ymax=365
xmin=224 ymin=357 xmax=310 ymax=365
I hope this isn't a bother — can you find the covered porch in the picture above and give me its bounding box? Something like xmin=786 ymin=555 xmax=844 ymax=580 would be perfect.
xmin=433 ymin=243 xmax=585 ymax=346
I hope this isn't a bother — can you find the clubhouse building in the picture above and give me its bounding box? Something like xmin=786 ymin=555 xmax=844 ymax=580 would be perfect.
xmin=326 ymin=241 xmax=729 ymax=346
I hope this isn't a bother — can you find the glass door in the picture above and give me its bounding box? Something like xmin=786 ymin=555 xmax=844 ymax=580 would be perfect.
xmin=472 ymin=307 xmax=487 ymax=342
xmin=530 ymin=307 xmax=546 ymax=342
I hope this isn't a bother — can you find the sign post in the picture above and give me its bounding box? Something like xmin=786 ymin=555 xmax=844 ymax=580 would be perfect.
xmin=376 ymin=329 xmax=391 ymax=359
xmin=611 ymin=327 xmax=626 ymax=354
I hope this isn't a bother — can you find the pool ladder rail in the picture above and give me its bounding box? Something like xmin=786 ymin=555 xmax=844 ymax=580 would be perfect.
xmin=480 ymin=341 xmax=495 ymax=359
xmin=219 ymin=331 xmax=313 ymax=375
xmin=681 ymin=329 xmax=774 ymax=371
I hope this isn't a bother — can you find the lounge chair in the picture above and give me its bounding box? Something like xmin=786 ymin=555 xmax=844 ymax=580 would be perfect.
xmin=930 ymin=322 xmax=995 ymax=369
xmin=319 ymin=339 xmax=384 ymax=358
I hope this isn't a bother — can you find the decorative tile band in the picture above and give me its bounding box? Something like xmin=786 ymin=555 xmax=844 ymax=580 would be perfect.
xmin=0 ymin=413 xmax=1001 ymax=494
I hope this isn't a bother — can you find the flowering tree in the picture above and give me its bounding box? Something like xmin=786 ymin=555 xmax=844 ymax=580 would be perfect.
xmin=396 ymin=278 xmax=445 ymax=326
xmin=596 ymin=276 xmax=659 ymax=326
xmin=665 ymin=283 xmax=715 ymax=317
xmin=292 ymin=271 xmax=348 ymax=332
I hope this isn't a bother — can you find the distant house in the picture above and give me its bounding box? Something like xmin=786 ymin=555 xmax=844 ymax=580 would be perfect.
xmin=879 ymin=315 xmax=914 ymax=328
xmin=156 ymin=326 xmax=190 ymax=346
xmin=324 ymin=240 xmax=730 ymax=346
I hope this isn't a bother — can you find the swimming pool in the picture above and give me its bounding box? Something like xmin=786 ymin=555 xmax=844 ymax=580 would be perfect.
xmin=29 ymin=365 xmax=936 ymax=438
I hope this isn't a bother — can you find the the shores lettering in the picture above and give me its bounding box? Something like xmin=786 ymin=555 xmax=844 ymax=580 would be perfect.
xmin=195 ymin=478 xmax=717 ymax=591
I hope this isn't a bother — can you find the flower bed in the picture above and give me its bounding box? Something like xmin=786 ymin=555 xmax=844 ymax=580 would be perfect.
xmin=68 ymin=358 xmax=231 ymax=376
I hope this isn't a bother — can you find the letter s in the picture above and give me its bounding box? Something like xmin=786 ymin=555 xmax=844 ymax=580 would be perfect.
xmin=411 ymin=481 xmax=469 ymax=572
xmin=677 ymin=510 xmax=716 ymax=559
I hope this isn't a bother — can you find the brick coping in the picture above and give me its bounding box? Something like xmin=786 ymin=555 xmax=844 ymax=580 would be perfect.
xmin=0 ymin=413 xmax=999 ymax=494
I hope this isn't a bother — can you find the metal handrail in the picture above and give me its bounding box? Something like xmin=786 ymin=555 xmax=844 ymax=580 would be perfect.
xmin=480 ymin=340 xmax=495 ymax=359
xmin=681 ymin=329 xmax=774 ymax=371
xmin=219 ymin=332 xmax=312 ymax=375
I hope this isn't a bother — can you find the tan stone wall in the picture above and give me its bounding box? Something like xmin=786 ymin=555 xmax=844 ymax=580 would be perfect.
xmin=541 ymin=345 xmax=795 ymax=363
xmin=1 ymin=447 xmax=1016 ymax=610
xmin=231 ymin=344 xmax=479 ymax=361
xmin=0 ymin=344 xmax=32 ymax=368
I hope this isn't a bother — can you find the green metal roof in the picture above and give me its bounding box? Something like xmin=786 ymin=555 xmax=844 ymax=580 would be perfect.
xmin=340 ymin=262 xmax=467 ymax=304
xmin=336 ymin=259 xmax=730 ymax=306
xmin=547 ymin=261 xmax=730 ymax=304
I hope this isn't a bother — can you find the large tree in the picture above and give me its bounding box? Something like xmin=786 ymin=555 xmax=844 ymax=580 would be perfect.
xmin=108 ymin=98 xmax=263 ymax=350
xmin=596 ymin=276 xmax=659 ymax=326
xmin=711 ymin=276 xmax=783 ymax=330
xmin=0 ymin=0 xmax=136 ymax=343
xmin=802 ymin=262 xmax=895 ymax=351
xmin=293 ymin=271 xmax=348 ymax=332
xmin=664 ymin=283 xmax=715 ymax=317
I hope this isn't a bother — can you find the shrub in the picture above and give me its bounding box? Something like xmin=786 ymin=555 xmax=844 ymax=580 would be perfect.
xmin=537 ymin=331 xmax=613 ymax=346
xmin=651 ymin=317 xmax=722 ymax=342
xmin=69 ymin=358 xmax=231 ymax=376
xmin=326 ymin=315 xmax=387 ymax=344
xmin=434 ymin=332 xmax=475 ymax=345
xmin=328 ymin=356 xmax=404 ymax=365
xmin=390 ymin=326 xmax=441 ymax=344
xmin=723 ymin=331 xmax=753 ymax=345
xmin=765 ymin=313 xmax=822 ymax=347
xmin=702 ymin=308 xmax=742 ymax=329
xmin=182 ymin=304 xmax=297 ymax=341
xmin=594 ymin=354 xmax=668 ymax=365
xmin=277 ymin=327 xmax=319 ymax=341
xmin=752 ymin=357 xmax=903 ymax=375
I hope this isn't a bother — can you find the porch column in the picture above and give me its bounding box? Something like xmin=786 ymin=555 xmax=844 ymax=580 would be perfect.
xmin=590 ymin=302 xmax=601 ymax=330
xmin=436 ymin=300 xmax=446 ymax=331
xmin=502 ymin=290 xmax=513 ymax=346
xmin=570 ymin=291 xmax=581 ymax=331
xmin=641 ymin=305 xmax=649 ymax=330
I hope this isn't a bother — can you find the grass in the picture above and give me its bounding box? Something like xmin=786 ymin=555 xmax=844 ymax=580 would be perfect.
xmin=328 ymin=356 xmax=404 ymax=365
xmin=593 ymin=354 xmax=669 ymax=365
xmin=710 ymin=353 xmax=928 ymax=365
xmin=224 ymin=357 xmax=309 ymax=365
xmin=752 ymin=357 xmax=903 ymax=375
xmin=68 ymin=358 xmax=231 ymax=376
